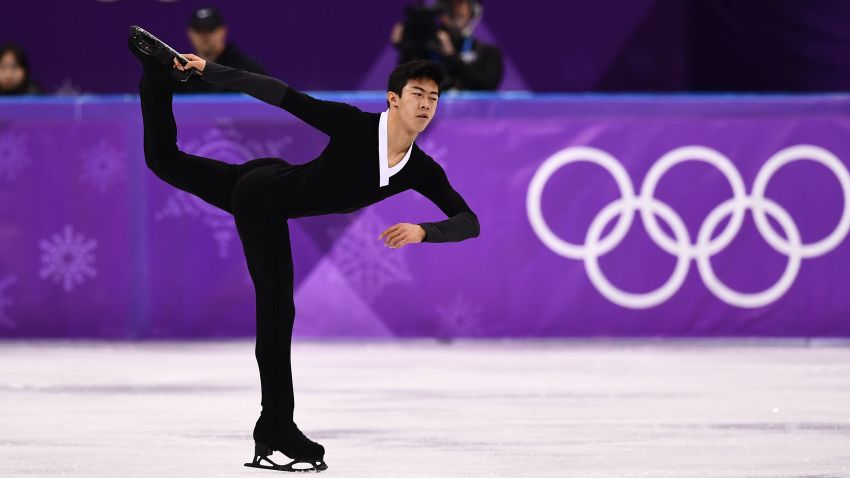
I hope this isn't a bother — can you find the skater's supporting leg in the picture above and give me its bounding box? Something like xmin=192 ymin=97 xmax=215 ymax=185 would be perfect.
xmin=230 ymin=167 xmax=298 ymax=428
xmin=231 ymin=169 xmax=325 ymax=465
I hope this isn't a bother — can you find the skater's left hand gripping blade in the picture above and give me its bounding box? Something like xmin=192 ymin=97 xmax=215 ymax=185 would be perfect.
xmin=127 ymin=26 xmax=199 ymax=82
xmin=173 ymin=54 xmax=205 ymax=78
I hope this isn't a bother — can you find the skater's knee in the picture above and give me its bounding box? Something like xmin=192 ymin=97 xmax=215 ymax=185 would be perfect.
xmin=144 ymin=153 xmax=162 ymax=176
xmin=144 ymin=154 xmax=174 ymax=182
xmin=143 ymin=147 xmax=180 ymax=179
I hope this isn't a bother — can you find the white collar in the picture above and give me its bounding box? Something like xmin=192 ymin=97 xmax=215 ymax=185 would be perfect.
xmin=378 ymin=109 xmax=413 ymax=187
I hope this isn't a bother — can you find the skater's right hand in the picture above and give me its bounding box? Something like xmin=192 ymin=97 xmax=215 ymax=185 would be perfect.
xmin=173 ymin=53 xmax=206 ymax=73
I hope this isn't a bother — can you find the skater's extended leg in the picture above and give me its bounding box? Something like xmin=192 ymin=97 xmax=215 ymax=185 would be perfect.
xmin=132 ymin=37 xmax=283 ymax=214
xmin=138 ymin=76 xmax=240 ymax=213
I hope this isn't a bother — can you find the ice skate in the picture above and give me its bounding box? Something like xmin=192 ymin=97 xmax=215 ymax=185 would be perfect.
xmin=245 ymin=421 xmax=327 ymax=472
xmin=128 ymin=25 xmax=199 ymax=82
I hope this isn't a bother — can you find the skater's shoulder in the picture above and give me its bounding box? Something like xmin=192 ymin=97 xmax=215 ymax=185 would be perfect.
xmin=359 ymin=109 xmax=381 ymax=121
xmin=412 ymin=142 xmax=436 ymax=163
xmin=360 ymin=110 xmax=381 ymax=123
xmin=411 ymin=147 xmax=446 ymax=180
xmin=333 ymin=103 xmax=374 ymax=130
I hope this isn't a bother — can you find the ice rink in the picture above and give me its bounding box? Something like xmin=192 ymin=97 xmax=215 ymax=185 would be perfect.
xmin=1 ymin=340 xmax=849 ymax=477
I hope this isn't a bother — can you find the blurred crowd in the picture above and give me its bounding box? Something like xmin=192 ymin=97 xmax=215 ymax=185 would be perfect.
xmin=390 ymin=0 xmax=502 ymax=91
xmin=0 ymin=1 xmax=502 ymax=97
xmin=0 ymin=43 xmax=40 ymax=95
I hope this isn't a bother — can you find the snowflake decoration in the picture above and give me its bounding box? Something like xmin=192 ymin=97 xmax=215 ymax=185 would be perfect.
xmin=38 ymin=225 xmax=98 ymax=292
xmin=328 ymin=209 xmax=413 ymax=303
xmin=79 ymin=140 xmax=127 ymax=193
xmin=0 ymin=275 xmax=17 ymax=330
xmin=0 ymin=132 xmax=31 ymax=181
xmin=435 ymin=293 xmax=484 ymax=336
xmin=155 ymin=127 xmax=292 ymax=259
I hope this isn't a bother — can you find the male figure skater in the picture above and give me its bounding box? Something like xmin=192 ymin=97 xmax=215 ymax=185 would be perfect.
xmin=127 ymin=27 xmax=479 ymax=472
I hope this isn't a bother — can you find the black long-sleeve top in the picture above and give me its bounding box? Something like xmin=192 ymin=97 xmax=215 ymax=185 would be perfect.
xmin=199 ymin=61 xmax=479 ymax=243
xmin=174 ymin=43 xmax=266 ymax=94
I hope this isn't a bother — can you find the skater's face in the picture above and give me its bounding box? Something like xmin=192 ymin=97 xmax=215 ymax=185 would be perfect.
xmin=388 ymin=78 xmax=440 ymax=133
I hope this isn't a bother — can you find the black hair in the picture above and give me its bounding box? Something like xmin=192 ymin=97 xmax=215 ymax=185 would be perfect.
xmin=386 ymin=59 xmax=445 ymax=108
xmin=0 ymin=43 xmax=32 ymax=92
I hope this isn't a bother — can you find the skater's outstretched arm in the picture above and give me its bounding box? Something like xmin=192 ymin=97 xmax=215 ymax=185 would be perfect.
xmin=412 ymin=159 xmax=480 ymax=243
xmin=175 ymin=54 xmax=361 ymax=136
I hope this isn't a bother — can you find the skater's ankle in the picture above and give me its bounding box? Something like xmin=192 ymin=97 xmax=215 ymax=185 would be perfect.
xmin=139 ymin=73 xmax=175 ymax=94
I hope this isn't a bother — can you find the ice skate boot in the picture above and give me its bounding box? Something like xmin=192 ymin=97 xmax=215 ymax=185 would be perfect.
xmin=245 ymin=419 xmax=327 ymax=472
xmin=128 ymin=25 xmax=199 ymax=82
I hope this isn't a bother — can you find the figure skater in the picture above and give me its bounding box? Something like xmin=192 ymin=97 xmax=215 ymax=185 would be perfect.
xmin=127 ymin=26 xmax=479 ymax=473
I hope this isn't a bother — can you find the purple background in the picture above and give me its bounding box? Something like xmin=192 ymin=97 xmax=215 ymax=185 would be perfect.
xmin=1 ymin=93 xmax=849 ymax=338
xmin=3 ymin=0 xmax=850 ymax=93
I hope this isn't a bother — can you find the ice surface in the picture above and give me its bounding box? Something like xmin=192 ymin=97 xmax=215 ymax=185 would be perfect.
xmin=0 ymin=339 xmax=849 ymax=477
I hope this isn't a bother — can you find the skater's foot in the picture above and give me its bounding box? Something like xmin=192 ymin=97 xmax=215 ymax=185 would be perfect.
xmin=244 ymin=441 xmax=328 ymax=473
xmin=249 ymin=417 xmax=327 ymax=472
xmin=127 ymin=26 xmax=195 ymax=89
xmin=127 ymin=37 xmax=175 ymax=91
xmin=270 ymin=424 xmax=325 ymax=459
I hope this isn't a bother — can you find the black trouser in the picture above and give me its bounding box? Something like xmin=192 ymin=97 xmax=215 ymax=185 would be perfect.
xmin=139 ymin=77 xmax=299 ymax=430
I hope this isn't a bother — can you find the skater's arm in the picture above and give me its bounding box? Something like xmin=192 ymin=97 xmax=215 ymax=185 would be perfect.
xmin=177 ymin=55 xmax=361 ymax=136
xmin=200 ymin=60 xmax=288 ymax=106
xmin=413 ymin=161 xmax=480 ymax=243
xmin=278 ymin=83 xmax=364 ymax=137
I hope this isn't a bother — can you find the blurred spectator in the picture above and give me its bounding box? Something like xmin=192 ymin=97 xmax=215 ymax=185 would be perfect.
xmin=391 ymin=0 xmax=502 ymax=91
xmin=0 ymin=43 xmax=41 ymax=95
xmin=174 ymin=7 xmax=266 ymax=93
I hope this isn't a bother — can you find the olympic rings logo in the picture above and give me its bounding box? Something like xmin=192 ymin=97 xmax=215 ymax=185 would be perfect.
xmin=526 ymin=145 xmax=850 ymax=309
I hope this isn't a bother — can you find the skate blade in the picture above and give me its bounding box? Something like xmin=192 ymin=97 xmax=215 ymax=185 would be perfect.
xmin=244 ymin=455 xmax=328 ymax=473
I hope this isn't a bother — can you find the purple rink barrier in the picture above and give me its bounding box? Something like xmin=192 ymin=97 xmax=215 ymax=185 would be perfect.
xmin=1 ymin=93 xmax=850 ymax=338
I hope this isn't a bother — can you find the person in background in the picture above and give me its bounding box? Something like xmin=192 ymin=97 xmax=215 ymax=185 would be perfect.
xmin=391 ymin=0 xmax=503 ymax=91
xmin=174 ymin=7 xmax=266 ymax=93
xmin=0 ymin=43 xmax=41 ymax=95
